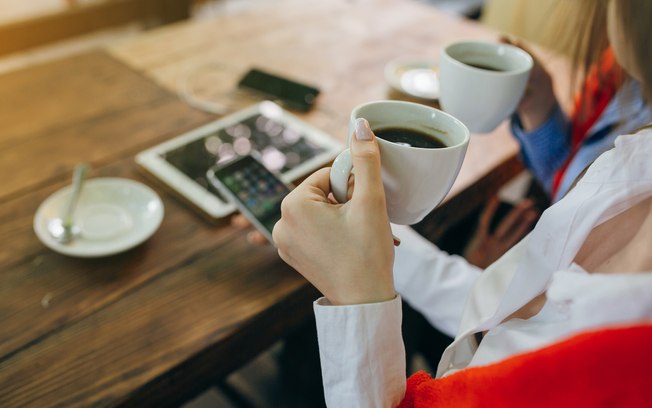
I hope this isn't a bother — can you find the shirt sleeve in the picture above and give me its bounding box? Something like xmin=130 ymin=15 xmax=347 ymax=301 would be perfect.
xmin=510 ymin=105 xmax=571 ymax=194
xmin=314 ymin=295 xmax=406 ymax=408
xmin=391 ymin=224 xmax=482 ymax=337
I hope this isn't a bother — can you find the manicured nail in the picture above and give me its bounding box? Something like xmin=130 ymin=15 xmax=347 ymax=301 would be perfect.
xmin=355 ymin=118 xmax=373 ymax=141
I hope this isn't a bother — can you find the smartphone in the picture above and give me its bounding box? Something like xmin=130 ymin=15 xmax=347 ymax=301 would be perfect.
xmin=237 ymin=68 xmax=320 ymax=112
xmin=207 ymin=155 xmax=291 ymax=244
xmin=488 ymin=201 xmax=516 ymax=234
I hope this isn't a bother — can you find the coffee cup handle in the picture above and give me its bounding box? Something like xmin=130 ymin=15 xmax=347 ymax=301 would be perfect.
xmin=329 ymin=148 xmax=352 ymax=203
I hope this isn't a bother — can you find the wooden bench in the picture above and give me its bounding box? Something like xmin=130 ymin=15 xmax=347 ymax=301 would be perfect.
xmin=0 ymin=0 xmax=191 ymax=57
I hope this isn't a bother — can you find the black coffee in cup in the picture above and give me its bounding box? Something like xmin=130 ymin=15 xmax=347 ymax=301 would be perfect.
xmin=463 ymin=62 xmax=504 ymax=72
xmin=375 ymin=127 xmax=446 ymax=149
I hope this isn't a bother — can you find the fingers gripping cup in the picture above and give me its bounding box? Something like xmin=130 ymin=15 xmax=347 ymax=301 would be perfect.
xmin=439 ymin=41 xmax=533 ymax=133
xmin=330 ymin=100 xmax=469 ymax=225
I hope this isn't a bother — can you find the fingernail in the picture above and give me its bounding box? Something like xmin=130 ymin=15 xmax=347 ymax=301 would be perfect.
xmin=355 ymin=118 xmax=373 ymax=141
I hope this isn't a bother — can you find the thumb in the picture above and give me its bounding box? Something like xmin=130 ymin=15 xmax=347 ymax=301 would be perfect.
xmin=350 ymin=118 xmax=385 ymax=204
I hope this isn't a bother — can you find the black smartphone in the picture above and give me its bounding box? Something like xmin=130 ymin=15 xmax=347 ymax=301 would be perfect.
xmin=237 ymin=68 xmax=320 ymax=112
xmin=488 ymin=201 xmax=516 ymax=234
xmin=207 ymin=155 xmax=291 ymax=244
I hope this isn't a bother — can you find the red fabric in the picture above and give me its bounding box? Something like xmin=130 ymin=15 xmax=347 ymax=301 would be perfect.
xmin=398 ymin=324 xmax=652 ymax=408
xmin=551 ymin=47 xmax=624 ymax=197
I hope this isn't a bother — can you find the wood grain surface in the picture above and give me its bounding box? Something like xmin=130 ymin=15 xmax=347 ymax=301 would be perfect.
xmin=0 ymin=51 xmax=317 ymax=406
xmin=0 ymin=0 xmax=570 ymax=405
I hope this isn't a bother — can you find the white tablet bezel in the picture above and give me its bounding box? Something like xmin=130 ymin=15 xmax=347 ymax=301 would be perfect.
xmin=136 ymin=101 xmax=343 ymax=219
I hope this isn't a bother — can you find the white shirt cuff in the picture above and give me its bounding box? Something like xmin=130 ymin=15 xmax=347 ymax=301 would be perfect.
xmin=314 ymin=295 xmax=406 ymax=408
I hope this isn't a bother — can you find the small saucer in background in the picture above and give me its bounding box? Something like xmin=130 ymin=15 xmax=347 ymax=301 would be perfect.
xmin=384 ymin=56 xmax=440 ymax=100
xmin=34 ymin=178 xmax=164 ymax=258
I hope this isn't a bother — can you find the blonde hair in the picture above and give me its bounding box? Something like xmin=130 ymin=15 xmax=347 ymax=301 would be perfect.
xmin=612 ymin=0 xmax=652 ymax=102
xmin=559 ymin=0 xmax=652 ymax=102
xmin=548 ymin=0 xmax=610 ymax=96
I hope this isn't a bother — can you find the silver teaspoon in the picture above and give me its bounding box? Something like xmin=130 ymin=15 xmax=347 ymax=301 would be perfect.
xmin=47 ymin=163 xmax=90 ymax=244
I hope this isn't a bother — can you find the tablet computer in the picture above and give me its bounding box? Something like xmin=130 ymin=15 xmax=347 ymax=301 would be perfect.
xmin=136 ymin=101 xmax=343 ymax=219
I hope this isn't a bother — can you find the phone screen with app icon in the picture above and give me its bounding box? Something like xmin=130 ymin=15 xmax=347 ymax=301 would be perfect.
xmin=208 ymin=155 xmax=291 ymax=243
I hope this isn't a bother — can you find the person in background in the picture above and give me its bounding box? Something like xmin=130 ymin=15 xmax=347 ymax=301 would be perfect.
xmin=271 ymin=0 xmax=652 ymax=405
xmin=463 ymin=1 xmax=652 ymax=269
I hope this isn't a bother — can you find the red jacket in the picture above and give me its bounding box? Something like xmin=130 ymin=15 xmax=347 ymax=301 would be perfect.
xmin=399 ymin=324 xmax=652 ymax=407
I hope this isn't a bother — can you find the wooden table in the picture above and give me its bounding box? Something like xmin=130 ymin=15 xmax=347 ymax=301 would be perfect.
xmin=0 ymin=0 xmax=570 ymax=406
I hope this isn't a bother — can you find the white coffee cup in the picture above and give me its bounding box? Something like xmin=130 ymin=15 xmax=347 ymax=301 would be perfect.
xmin=439 ymin=41 xmax=533 ymax=133
xmin=329 ymin=100 xmax=469 ymax=225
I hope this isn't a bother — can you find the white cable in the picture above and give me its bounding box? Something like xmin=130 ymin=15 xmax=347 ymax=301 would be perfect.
xmin=176 ymin=62 xmax=230 ymax=115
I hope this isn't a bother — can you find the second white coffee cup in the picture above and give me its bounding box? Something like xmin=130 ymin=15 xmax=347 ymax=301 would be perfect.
xmin=439 ymin=41 xmax=533 ymax=133
xmin=329 ymin=100 xmax=469 ymax=225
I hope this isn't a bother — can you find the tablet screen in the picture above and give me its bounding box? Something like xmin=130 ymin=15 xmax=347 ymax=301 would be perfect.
xmin=161 ymin=112 xmax=327 ymax=200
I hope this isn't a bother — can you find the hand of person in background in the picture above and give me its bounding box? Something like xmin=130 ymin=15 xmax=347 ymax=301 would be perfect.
xmin=231 ymin=213 xmax=269 ymax=246
xmin=463 ymin=196 xmax=539 ymax=269
xmin=501 ymin=37 xmax=558 ymax=131
xmin=272 ymin=118 xmax=396 ymax=305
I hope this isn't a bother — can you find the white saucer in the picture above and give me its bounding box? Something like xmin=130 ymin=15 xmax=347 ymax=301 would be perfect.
xmin=34 ymin=178 xmax=164 ymax=258
xmin=384 ymin=56 xmax=440 ymax=100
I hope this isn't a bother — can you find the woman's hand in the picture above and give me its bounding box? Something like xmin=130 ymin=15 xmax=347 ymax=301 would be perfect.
xmin=272 ymin=119 xmax=396 ymax=305
xmin=464 ymin=196 xmax=539 ymax=268
xmin=502 ymin=37 xmax=558 ymax=131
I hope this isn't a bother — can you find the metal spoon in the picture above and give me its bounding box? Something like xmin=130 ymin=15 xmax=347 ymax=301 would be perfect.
xmin=47 ymin=163 xmax=90 ymax=244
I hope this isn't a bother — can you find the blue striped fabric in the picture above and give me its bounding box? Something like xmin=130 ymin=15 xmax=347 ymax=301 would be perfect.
xmin=511 ymin=79 xmax=652 ymax=202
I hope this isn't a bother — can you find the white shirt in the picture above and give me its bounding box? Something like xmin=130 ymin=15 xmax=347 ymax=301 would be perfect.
xmin=313 ymin=129 xmax=652 ymax=408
